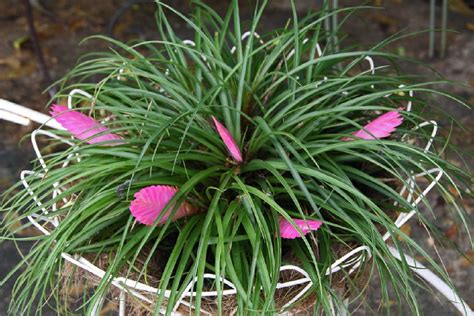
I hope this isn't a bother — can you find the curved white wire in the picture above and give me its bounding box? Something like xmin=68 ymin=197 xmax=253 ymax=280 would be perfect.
xmin=162 ymin=39 xmax=211 ymax=82
xmin=284 ymin=38 xmax=327 ymax=89
xmin=382 ymin=120 xmax=441 ymax=241
xmin=398 ymin=84 xmax=414 ymax=112
xmin=364 ymin=56 xmax=375 ymax=89
xmin=230 ymin=31 xmax=264 ymax=54
xmin=67 ymin=89 xmax=93 ymax=110
xmin=325 ymin=246 xmax=371 ymax=275
xmin=117 ymin=62 xmax=126 ymax=81
xmin=181 ymin=39 xmax=211 ymax=67
xmin=364 ymin=56 xmax=375 ymax=76
xmin=278 ymin=265 xmax=313 ymax=309
xmin=342 ymin=56 xmax=376 ymax=96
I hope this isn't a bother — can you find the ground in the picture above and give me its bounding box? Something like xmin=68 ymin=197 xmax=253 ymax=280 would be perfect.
xmin=0 ymin=0 xmax=473 ymax=315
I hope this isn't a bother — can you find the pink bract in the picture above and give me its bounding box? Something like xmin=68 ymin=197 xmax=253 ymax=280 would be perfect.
xmin=211 ymin=116 xmax=243 ymax=163
xmin=344 ymin=111 xmax=403 ymax=141
xmin=129 ymin=185 xmax=193 ymax=226
xmin=50 ymin=104 xmax=123 ymax=146
xmin=279 ymin=217 xmax=323 ymax=239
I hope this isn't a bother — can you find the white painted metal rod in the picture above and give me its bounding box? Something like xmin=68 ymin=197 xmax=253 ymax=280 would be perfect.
xmin=388 ymin=246 xmax=473 ymax=316
xmin=0 ymin=98 xmax=63 ymax=130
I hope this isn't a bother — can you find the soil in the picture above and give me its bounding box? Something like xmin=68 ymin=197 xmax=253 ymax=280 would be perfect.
xmin=0 ymin=0 xmax=473 ymax=315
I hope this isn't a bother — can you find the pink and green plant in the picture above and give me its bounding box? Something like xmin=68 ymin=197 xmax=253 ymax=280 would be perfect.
xmin=50 ymin=104 xmax=123 ymax=145
xmin=1 ymin=1 xmax=472 ymax=315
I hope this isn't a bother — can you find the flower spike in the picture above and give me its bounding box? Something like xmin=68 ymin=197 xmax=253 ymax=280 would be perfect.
xmin=279 ymin=217 xmax=323 ymax=239
xmin=50 ymin=104 xmax=123 ymax=146
xmin=130 ymin=185 xmax=196 ymax=226
xmin=344 ymin=111 xmax=403 ymax=141
xmin=211 ymin=116 xmax=243 ymax=163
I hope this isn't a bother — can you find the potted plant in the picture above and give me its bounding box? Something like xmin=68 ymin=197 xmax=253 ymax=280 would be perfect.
xmin=1 ymin=2 xmax=472 ymax=315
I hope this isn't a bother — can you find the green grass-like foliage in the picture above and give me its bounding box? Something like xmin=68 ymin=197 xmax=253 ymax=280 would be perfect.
xmin=1 ymin=1 xmax=472 ymax=315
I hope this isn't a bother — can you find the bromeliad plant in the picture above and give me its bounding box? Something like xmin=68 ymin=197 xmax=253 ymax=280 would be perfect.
xmin=1 ymin=1 xmax=472 ymax=315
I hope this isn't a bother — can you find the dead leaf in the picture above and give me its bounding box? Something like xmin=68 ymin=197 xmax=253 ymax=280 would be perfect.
xmin=397 ymin=224 xmax=412 ymax=240
xmin=450 ymin=0 xmax=474 ymax=16
xmin=3 ymin=211 xmax=43 ymax=236
xmin=4 ymin=211 xmax=22 ymax=233
xmin=381 ymin=299 xmax=396 ymax=308
xmin=371 ymin=14 xmax=399 ymax=34
xmin=0 ymin=55 xmax=22 ymax=74
xmin=67 ymin=18 xmax=89 ymax=32
xmin=448 ymin=185 xmax=460 ymax=198
xmin=373 ymin=0 xmax=402 ymax=5
xmin=0 ymin=53 xmax=37 ymax=80
xmin=13 ymin=35 xmax=30 ymax=52
xmin=462 ymin=199 xmax=473 ymax=215
xmin=36 ymin=24 xmax=65 ymax=40
xmin=66 ymin=283 xmax=86 ymax=298
xmin=100 ymin=300 xmax=118 ymax=315
xmin=458 ymin=251 xmax=474 ymax=268
xmin=444 ymin=224 xmax=458 ymax=241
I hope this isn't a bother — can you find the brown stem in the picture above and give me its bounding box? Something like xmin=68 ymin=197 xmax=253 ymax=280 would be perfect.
xmin=22 ymin=0 xmax=56 ymax=97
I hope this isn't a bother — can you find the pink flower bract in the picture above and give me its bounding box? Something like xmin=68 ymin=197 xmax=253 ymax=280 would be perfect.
xmin=211 ymin=116 xmax=243 ymax=163
xmin=344 ymin=111 xmax=403 ymax=141
xmin=50 ymin=104 xmax=123 ymax=146
xmin=130 ymin=185 xmax=194 ymax=226
xmin=279 ymin=217 xmax=323 ymax=239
